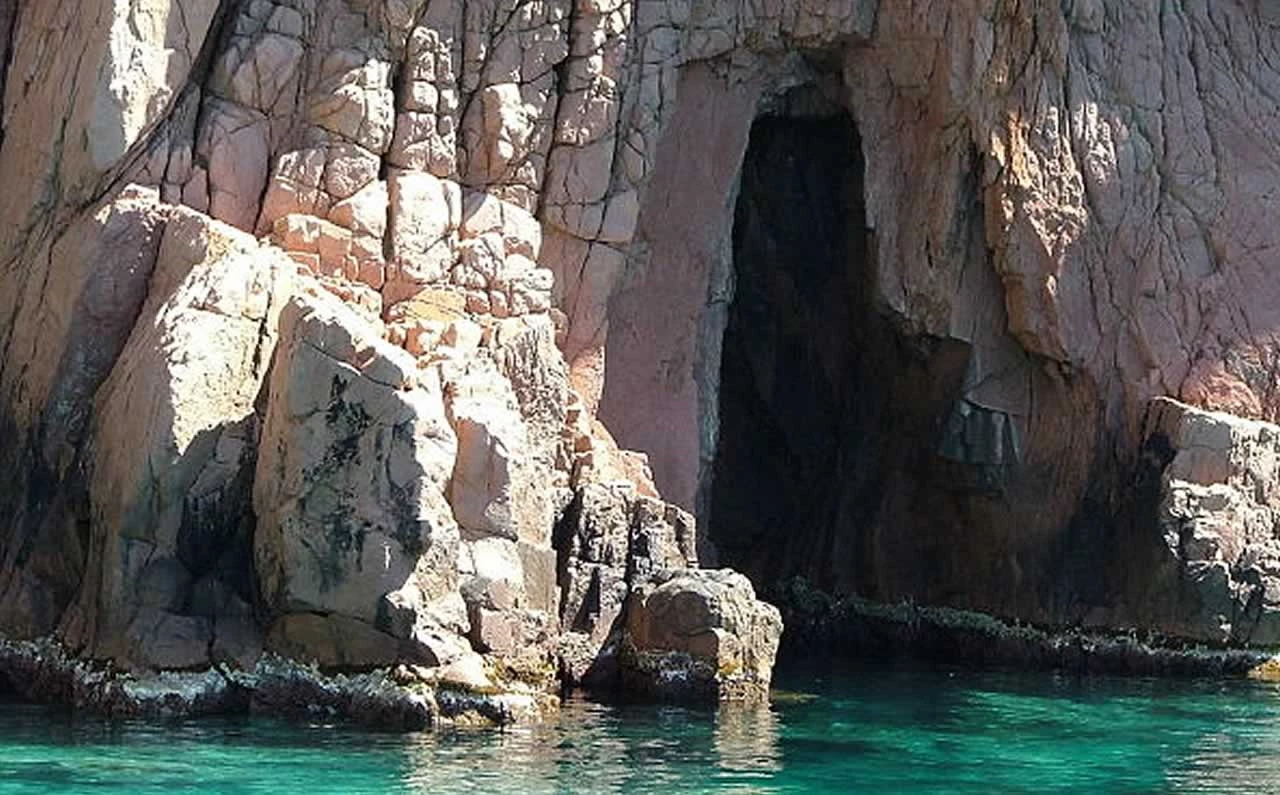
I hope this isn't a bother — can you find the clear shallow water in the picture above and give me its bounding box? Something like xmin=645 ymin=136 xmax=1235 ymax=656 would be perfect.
xmin=2 ymin=667 xmax=1280 ymax=793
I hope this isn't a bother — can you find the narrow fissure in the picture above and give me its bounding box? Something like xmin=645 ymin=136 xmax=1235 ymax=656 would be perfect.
xmin=0 ymin=0 xmax=18 ymax=151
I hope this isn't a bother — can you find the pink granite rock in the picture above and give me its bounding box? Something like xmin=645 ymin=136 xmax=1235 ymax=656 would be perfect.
xmin=8 ymin=0 xmax=1280 ymax=714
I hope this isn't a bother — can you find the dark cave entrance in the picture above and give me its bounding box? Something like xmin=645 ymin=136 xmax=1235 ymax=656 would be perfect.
xmin=706 ymin=101 xmax=976 ymax=640
xmin=708 ymin=110 xmax=868 ymax=595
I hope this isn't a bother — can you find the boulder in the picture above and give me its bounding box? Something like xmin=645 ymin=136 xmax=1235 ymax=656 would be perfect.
xmin=59 ymin=199 xmax=294 ymax=670
xmin=621 ymin=569 xmax=782 ymax=702
xmin=442 ymin=350 xmax=566 ymax=666
xmin=554 ymin=482 xmax=700 ymax=686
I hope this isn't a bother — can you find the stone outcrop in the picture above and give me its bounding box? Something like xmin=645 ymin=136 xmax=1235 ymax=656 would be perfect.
xmin=770 ymin=578 xmax=1280 ymax=678
xmin=0 ymin=637 xmax=555 ymax=729
xmin=594 ymin=0 xmax=1280 ymax=638
xmin=1139 ymin=399 xmax=1280 ymax=646
xmin=6 ymin=0 xmax=1280 ymax=724
xmin=554 ymin=481 xmax=700 ymax=686
xmin=53 ymin=189 xmax=295 ymax=673
xmin=621 ymin=569 xmax=782 ymax=702
xmin=254 ymin=287 xmax=468 ymax=667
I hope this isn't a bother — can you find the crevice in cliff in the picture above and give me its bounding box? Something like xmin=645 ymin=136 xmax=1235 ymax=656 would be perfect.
xmin=83 ymin=0 xmax=240 ymax=222
xmin=0 ymin=0 xmax=18 ymax=152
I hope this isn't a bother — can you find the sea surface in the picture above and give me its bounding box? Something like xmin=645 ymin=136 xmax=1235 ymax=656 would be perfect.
xmin=1 ymin=665 xmax=1277 ymax=793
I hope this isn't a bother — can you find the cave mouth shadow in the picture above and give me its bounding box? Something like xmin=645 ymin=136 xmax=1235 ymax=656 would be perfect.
xmin=707 ymin=101 xmax=876 ymax=600
xmin=704 ymin=93 xmax=976 ymax=650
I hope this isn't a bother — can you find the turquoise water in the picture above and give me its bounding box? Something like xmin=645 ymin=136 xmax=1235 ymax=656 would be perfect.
xmin=2 ymin=666 xmax=1279 ymax=793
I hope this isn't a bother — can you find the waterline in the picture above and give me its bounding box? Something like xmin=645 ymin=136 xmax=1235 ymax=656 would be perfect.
xmin=2 ymin=666 xmax=1278 ymax=793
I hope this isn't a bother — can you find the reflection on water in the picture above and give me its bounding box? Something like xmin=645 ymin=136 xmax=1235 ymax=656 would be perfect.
xmin=3 ymin=669 xmax=1280 ymax=793
xmin=1165 ymin=693 xmax=1280 ymax=792
xmin=400 ymin=701 xmax=784 ymax=794
xmin=714 ymin=701 xmax=782 ymax=777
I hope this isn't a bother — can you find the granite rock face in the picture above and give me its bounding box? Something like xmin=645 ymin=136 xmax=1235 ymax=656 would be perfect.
xmin=1140 ymin=399 xmax=1280 ymax=646
xmin=47 ymin=189 xmax=296 ymax=673
xmin=253 ymin=288 xmax=468 ymax=667
xmin=4 ymin=0 xmax=1280 ymax=719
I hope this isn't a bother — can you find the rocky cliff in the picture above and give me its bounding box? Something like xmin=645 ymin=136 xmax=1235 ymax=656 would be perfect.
xmin=1 ymin=0 xmax=1279 ymax=719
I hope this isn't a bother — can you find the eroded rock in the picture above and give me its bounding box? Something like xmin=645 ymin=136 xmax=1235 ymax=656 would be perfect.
xmin=24 ymin=0 xmax=1280 ymax=724
xmin=253 ymin=288 xmax=465 ymax=667
xmin=621 ymin=569 xmax=782 ymax=702
xmin=1146 ymin=398 xmax=1280 ymax=645
xmin=58 ymin=193 xmax=294 ymax=671
xmin=555 ymin=482 xmax=698 ymax=687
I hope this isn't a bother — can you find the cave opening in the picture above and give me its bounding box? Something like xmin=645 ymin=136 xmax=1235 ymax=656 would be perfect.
xmin=706 ymin=95 xmax=976 ymax=660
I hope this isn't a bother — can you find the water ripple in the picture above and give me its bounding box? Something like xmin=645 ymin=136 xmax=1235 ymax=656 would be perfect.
xmin=2 ymin=668 xmax=1279 ymax=793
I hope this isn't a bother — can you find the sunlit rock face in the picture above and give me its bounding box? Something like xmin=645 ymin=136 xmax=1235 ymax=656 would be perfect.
xmin=2 ymin=0 xmax=1280 ymax=714
xmin=621 ymin=568 xmax=782 ymax=702
xmin=1134 ymin=399 xmax=1280 ymax=646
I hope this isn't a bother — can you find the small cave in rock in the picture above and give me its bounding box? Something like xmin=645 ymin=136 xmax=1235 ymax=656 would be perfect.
xmin=707 ymin=99 xmax=985 ymax=662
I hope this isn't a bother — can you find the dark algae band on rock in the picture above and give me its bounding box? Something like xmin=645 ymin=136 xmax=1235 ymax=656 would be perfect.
xmin=5 ymin=580 xmax=1280 ymax=731
xmin=770 ymin=578 xmax=1280 ymax=679
xmin=0 ymin=637 xmax=553 ymax=729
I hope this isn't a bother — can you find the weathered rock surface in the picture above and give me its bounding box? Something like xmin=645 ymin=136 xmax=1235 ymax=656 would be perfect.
xmin=593 ymin=0 xmax=1280 ymax=639
xmin=9 ymin=0 xmax=1280 ymax=724
xmin=254 ymin=287 xmax=467 ymax=667
xmin=10 ymin=187 xmax=295 ymax=674
xmin=621 ymin=569 xmax=782 ymax=702
xmin=770 ymin=578 xmax=1280 ymax=678
xmin=1137 ymin=399 xmax=1280 ymax=646
xmin=0 ymin=636 xmax=558 ymax=729
xmin=554 ymin=481 xmax=700 ymax=687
